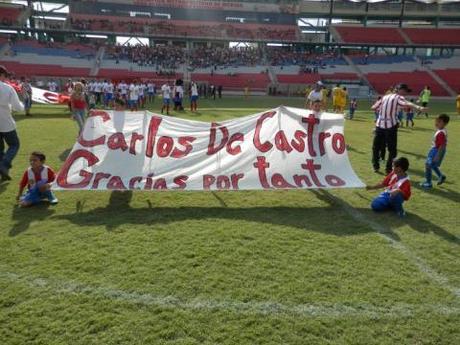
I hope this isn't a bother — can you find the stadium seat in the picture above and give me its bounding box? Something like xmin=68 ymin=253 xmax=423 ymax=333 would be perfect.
xmin=403 ymin=28 xmax=460 ymax=45
xmin=433 ymin=69 xmax=460 ymax=93
xmin=366 ymin=72 xmax=449 ymax=96
xmin=334 ymin=26 xmax=406 ymax=44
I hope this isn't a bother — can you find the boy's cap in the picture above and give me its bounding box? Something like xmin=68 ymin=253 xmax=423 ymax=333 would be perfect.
xmin=312 ymin=99 xmax=322 ymax=103
xmin=396 ymin=83 xmax=412 ymax=92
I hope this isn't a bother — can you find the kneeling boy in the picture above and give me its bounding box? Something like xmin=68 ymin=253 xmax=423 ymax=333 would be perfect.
xmin=367 ymin=157 xmax=411 ymax=217
xmin=16 ymin=151 xmax=58 ymax=207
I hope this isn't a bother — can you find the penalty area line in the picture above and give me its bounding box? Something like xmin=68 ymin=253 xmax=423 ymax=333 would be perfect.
xmin=0 ymin=269 xmax=459 ymax=319
xmin=326 ymin=192 xmax=460 ymax=300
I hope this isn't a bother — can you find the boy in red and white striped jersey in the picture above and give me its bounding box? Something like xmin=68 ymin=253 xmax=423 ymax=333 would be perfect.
xmin=421 ymin=114 xmax=450 ymax=188
xmin=367 ymin=157 xmax=411 ymax=217
xmin=16 ymin=151 xmax=58 ymax=207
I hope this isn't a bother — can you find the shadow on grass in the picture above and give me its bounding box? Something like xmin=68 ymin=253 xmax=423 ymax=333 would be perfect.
xmin=51 ymin=190 xmax=459 ymax=245
xmin=318 ymin=190 xmax=459 ymax=245
xmin=15 ymin=113 xmax=69 ymax=122
xmin=398 ymin=149 xmax=427 ymax=161
xmin=9 ymin=203 xmax=55 ymax=237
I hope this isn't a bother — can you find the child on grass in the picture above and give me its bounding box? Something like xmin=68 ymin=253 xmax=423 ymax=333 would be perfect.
xmin=405 ymin=100 xmax=415 ymax=128
xmin=348 ymin=98 xmax=357 ymax=120
xmin=367 ymin=157 xmax=411 ymax=217
xmin=420 ymin=114 xmax=449 ymax=188
xmin=16 ymin=151 xmax=58 ymax=207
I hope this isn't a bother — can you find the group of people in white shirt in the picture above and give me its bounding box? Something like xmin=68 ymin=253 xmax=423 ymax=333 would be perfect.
xmin=48 ymin=77 xmax=201 ymax=115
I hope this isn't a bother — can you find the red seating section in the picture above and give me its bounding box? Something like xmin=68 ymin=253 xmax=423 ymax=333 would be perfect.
xmin=276 ymin=73 xmax=358 ymax=84
xmin=320 ymin=73 xmax=359 ymax=81
xmin=335 ymin=26 xmax=405 ymax=44
xmin=403 ymin=28 xmax=460 ymax=45
xmin=434 ymin=69 xmax=460 ymax=93
xmin=0 ymin=61 xmax=90 ymax=77
xmin=0 ymin=6 xmax=22 ymax=25
xmin=366 ymin=72 xmax=449 ymax=96
xmin=192 ymin=73 xmax=270 ymax=91
xmin=277 ymin=74 xmax=320 ymax=84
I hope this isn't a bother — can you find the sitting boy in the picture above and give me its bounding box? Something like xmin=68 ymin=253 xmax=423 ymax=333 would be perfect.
xmin=367 ymin=157 xmax=411 ymax=217
xmin=16 ymin=151 xmax=58 ymax=207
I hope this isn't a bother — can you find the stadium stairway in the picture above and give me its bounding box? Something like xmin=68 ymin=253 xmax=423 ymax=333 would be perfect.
xmin=342 ymin=55 xmax=375 ymax=92
xmin=328 ymin=26 xmax=343 ymax=44
xmin=397 ymin=28 xmax=413 ymax=45
xmin=17 ymin=6 xmax=32 ymax=26
xmin=267 ymin=65 xmax=279 ymax=85
xmin=414 ymin=56 xmax=456 ymax=97
xmin=91 ymin=46 xmax=105 ymax=77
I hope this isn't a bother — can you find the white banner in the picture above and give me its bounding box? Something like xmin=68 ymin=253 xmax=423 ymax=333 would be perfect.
xmin=53 ymin=107 xmax=364 ymax=191
xmin=31 ymin=86 xmax=69 ymax=104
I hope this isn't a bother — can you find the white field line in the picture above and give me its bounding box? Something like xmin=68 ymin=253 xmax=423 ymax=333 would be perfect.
xmin=0 ymin=270 xmax=459 ymax=319
xmin=329 ymin=193 xmax=460 ymax=300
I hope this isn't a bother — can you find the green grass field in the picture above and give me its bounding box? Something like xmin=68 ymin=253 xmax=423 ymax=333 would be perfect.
xmin=0 ymin=97 xmax=459 ymax=345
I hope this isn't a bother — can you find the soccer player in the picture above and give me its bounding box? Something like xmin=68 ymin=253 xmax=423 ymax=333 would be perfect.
xmin=321 ymin=86 xmax=329 ymax=111
xmin=128 ymin=81 xmax=139 ymax=111
xmin=348 ymin=98 xmax=357 ymax=120
xmin=161 ymin=82 xmax=171 ymax=115
xmin=367 ymin=157 xmax=411 ymax=217
xmin=190 ymin=81 xmax=199 ymax=112
xmin=147 ymin=81 xmax=156 ymax=104
xmin=418 ymin=85 xmax=431 ymax=118
xmin=20 ymin=77 xmax=32 ymax=116
xmin=16 ymin=151 xmax=58 ymax=207
xmin=405 ymin=100 xmax=415 ymax=128
xmin=456 ymin=92 xmax=460 ymax=115
xmin=138 ymin=82 xmax=145 ymax=108
xmin=420 ymin=114 xmax=450 ymax=188
xmin=119 ymin=80 xmax=128 ymax=100
xmin=103 ymin=80 xmax=114 ymax=108
xmin=47 ymin=80 xmax=57 ymax=92
xmin=332 ymin=83 xmax=341 ymax=112
xmin=337 ymin=86 xmax=348 ymax=114
xmin=307 ymin=82 xmax=323 ymax=109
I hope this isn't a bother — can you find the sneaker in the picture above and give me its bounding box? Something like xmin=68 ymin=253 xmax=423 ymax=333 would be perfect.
xmin=437 ymin=175 xmax=446 ymax=186
xmin=420 ymin=182 xmax=433 ymax=189
xmin=0 ymin=167 xmax=11 ymax=181
xmin=49 ymin=198 xmax=59 ymax=205
xmin=397 ymin=210 xmax=406 ymax=218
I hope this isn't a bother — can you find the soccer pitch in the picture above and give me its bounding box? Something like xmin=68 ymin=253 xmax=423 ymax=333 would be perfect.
xmin=0 ymin=96 xmax=459 ymax=344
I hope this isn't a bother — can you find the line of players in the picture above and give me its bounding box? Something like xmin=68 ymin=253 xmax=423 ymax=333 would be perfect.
xmin=67 ymin=79 xmax=202 ymax=115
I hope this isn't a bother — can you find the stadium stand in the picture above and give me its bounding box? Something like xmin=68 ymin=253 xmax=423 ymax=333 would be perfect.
xmin=334 ymin=26 xmax=406 ymax=45
xmin=0 ymin=39 xmax=95 ymax=77
xmin=430 ymin=55 xmax=460 ymax=92
xmin=366 ymin=72 xmax=449 ymax=96
xmin=70 ymin=14 xmax=298 ymax=41
xmin=403 ymin=28 xmax=460 ymax=45
xmin=0 ymin=3 xmax=24 ymax=27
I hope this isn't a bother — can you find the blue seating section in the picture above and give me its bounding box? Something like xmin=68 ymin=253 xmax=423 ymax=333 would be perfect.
xmin=351 ymin=55 xmax=416 ymax=64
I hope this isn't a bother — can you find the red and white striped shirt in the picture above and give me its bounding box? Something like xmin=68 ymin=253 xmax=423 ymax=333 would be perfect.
xmin=372 ymin=93 xmax=409 ymax=129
